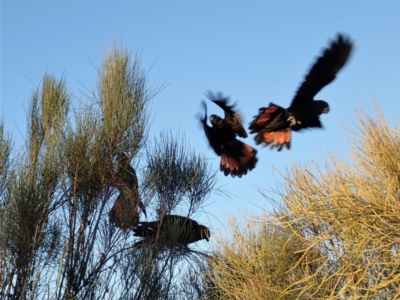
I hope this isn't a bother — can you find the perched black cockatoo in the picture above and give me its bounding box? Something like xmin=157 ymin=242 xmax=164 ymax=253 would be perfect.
xmin=249 ymin=34 xmax=353 ymax=151
xmin=133 ymin=215 xmax=210 ymax=247
xmin=201 ymin=91 xmax=258 ymax=177
xmin=109 ymin=153 xmax=147 ymax=229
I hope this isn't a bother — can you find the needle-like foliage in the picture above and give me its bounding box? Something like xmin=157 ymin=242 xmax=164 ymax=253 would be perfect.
xmin=0 ymin=119 xmax=13 ymax=295
xmin=144 ymin=131 xmax=216 ymax=217
xmin=0 ymin=45 xmax=214 ymax=300
xmin=196 ymin=217 xmax=318 ymax=300
xmin=199 ymin=106 xmax=400 ymax=299
xmin=273 ymin=107 xmax=400 ymax=299
xmin=1 ymin=75 xmax=68 ymax=299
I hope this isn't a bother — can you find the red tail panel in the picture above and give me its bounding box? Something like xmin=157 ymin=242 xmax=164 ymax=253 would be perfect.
xmin=109 ymin=199 xmax=139 ymax=229
xmin=220 ymin=143 xmax=258 ymax=177
xmin=240 ymin=144 xmax=256 ymax=165
xmin=221 ymin=154 xmax=240 ymax=171
xmin=261 ymin=129 xmax=291 ymax=151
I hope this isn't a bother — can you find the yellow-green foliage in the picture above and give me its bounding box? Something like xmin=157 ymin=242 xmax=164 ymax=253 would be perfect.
xmin=202 ymin=218 xmax=320 ymax=300
xmin=203 ymin=107 xmax=400 ymax=299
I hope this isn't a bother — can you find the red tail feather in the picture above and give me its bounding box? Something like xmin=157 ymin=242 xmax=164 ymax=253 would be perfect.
xmin=260 ymin=129 xmax=291 ymax=151
xmin=109 ymin=198 xmax=139 ymax=229
xmin=221 ymin=155 xmax=240 ymax=171
xmin=241 ymin=144 xmax=256 ymax=165
xmin=220 ymin=143 xmax=258 ymax=177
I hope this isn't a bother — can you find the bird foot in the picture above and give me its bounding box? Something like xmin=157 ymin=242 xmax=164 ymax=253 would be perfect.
xmin=287 ymin=116 xmax=301 ymax=126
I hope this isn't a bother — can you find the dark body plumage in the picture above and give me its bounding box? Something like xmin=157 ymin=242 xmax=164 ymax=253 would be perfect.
xmin=201 ymin=91 xmax=258 ymax=177
xmin=133 ymin=215 xmax=210 ymax=247
xmin=109 ymin=153 xmax=147 ymax=229
xmin=249 ymin=34 xmax=353 ymax=151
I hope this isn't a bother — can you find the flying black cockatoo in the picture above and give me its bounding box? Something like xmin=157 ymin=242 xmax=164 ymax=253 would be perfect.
xmin=249 ymin=34 xmax=353 ymax=151
xmin=109 ymin=153 xmax=147 ymax=229
xmin=133 ymin=215 xmax=210 ymax=247
xmin=201 ymin=91 xmax=258 ymax=177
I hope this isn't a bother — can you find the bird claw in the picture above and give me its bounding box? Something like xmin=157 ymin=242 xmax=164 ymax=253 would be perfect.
xmin=287 ymin=116 xmax=301 ymax=126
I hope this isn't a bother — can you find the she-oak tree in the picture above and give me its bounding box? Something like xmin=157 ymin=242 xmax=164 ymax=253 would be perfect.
xmin=0 ymin=46 xmax=215 ymax=300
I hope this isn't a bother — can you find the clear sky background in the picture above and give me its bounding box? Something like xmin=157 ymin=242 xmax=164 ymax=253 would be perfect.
xmin=1 ymin=1 xmax=400 ymax=241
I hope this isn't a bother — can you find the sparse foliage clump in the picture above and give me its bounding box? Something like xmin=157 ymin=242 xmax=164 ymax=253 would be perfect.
xmin=199 ymin=107 xmax=400 ymax=299
xmin=144 ymin=132 xmax=216 ymax=217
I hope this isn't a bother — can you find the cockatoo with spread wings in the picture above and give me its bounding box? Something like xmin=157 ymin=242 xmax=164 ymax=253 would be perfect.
xmin=201 ymin=91 xmax=258 ymax=177
xmin=249 ymin=34 xmax=353 ymax=151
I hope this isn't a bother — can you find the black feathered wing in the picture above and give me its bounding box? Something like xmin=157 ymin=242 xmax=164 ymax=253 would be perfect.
xmin=290 ymin=34 xmax=353 ymax=110
xmin=206 ymin=91 xmax=247 ymax=138
xmin=291 ymin=116 xmax=323 ymax=131
xmin=201 ymin=101 xmax=222 ymax=156
xmin=133 ymin=215 xmax=210 ymax=247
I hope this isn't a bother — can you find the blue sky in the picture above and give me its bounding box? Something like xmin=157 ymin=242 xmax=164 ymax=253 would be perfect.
xmin=1 ymin=1 xmax=400 ymax=239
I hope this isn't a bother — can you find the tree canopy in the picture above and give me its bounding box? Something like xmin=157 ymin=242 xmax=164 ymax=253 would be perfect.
xmin=0 ymin=46 xmax=215 ymax=300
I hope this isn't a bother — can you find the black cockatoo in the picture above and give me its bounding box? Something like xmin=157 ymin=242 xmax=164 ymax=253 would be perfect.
xmin=133 ymin=215 xmax=210 ymax=247
xmin=201 ymin=91 xmax=258 ymax=177
xmin=109 ymin=153 xmax=147 ymax=229
xmin=249 ymin=34 xmax=353 ymax=151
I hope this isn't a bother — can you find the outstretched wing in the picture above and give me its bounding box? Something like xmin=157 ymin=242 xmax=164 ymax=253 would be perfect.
xmin=290 ymin=34 xmax=353 ymax=110
xmin=200 ymin=101 xmax=222 ymax=156
xmin=206 ymin=91 xmax=247 ymax=138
